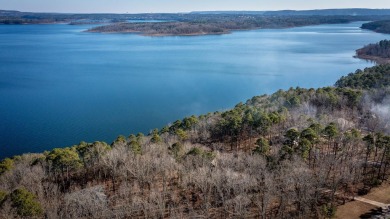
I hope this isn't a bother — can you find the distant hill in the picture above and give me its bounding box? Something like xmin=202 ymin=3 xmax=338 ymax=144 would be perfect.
xmin=2 ymin=8 xmax=390 ymax=16
xmin=264 ymin=8 xmax=390 ymax=16
xmin=191 ymin=8 xmax=390 ymax=16
xmin=190 ymin=11 xmax=266 ymax=15
xmin=2 ymin=8 xmax=390 ymax=25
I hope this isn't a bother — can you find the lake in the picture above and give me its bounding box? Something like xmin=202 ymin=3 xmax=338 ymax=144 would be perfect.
xmin=0 ymin=21 xmax=388 ymax=158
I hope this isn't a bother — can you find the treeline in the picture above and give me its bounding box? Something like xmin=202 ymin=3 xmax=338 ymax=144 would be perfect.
xmin=0 ymin=65 xmax=390 ymax=218
xmin=361 ymin=20 xmax=390 ymax=34
xmin=0 ymin=11 xmax=188 ymax=25
xmin=88 ymin=21 xmax=228 ymax=35
xmin=191 ymin=9 xmax=390 ymax=16
xmin=262 ymin=9 xmax=390 ymax=16
xmin=336 ymin=64 xmax=390 ymax=89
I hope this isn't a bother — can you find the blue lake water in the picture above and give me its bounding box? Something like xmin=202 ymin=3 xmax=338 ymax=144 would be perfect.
xmin=0 ymin=22 xmax=388 ymax=158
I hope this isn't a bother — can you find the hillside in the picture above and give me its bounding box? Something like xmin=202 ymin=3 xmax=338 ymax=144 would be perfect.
xmin=191 ymin=9 xmax=390 ymax=16
xmin=0 ymin=65 xmax=389 ymax=218
xmin=263 ymin=8 xmax=390 ymax=16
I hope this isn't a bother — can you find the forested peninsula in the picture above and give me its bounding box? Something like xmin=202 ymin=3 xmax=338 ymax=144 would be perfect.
xmin=86 ymin=16 xmax=354 ymax=36
xmin=356 ymin=40 xmax=390 ymax=64
xmin=1 ymin=64 xmax=390 ymax=218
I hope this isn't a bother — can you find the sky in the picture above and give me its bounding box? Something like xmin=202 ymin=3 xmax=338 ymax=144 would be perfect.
xmin=1 ymin=0 xmax=390 ymax=13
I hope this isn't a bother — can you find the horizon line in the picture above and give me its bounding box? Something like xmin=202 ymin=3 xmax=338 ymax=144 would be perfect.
xmin=2 ymin=7 xmax=390 ymax=15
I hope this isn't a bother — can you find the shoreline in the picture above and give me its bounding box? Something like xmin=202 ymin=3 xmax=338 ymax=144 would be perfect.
xmin=86 ymin=29 xmax=231 ymax=36
xmin=355 ymin=54 xmax=390 ymax=65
